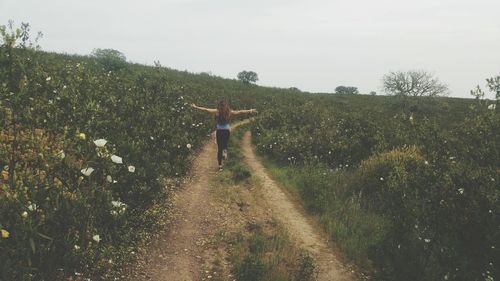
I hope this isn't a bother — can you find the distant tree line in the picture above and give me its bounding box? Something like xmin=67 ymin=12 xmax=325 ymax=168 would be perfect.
xmin=332 ymin=70 xmax=449 ymax=97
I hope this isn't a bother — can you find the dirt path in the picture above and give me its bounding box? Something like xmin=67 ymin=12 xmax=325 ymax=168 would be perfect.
xmin=125 ymin=132 xmax=217 ymax=280
xmin=124 ymin=121 xmax=250 ymax=281
xmin=124 ymin=123 xmax=356 ymax=281
xmin=241 ymin=131 xmax=356 ymax=281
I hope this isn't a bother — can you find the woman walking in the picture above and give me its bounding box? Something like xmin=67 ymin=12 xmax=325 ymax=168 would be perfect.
xmin=191 ymin=99 xmax=257 ymax=171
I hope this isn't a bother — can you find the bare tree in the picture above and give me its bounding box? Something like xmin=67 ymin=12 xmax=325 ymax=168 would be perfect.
xmin=382 ymin=70 xmax=449 ymax=97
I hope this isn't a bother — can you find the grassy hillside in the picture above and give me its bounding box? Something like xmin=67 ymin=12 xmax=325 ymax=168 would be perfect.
xmin=251 ymin=88 xmax=498 ymax=280
xmin=1 ymin=27 xmax=498 ymax=281
xmin=0 ymin=38 xmax=281 ymax=279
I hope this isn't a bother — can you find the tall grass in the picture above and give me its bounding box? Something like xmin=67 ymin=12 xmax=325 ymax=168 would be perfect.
xmin=231 ymin=222 xmax=316 ymax=281
xmin=260 ymin=159 xmax=387 ymax=272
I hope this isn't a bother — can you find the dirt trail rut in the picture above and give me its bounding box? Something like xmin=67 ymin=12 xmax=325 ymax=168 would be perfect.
xmin=125 ymin=132 xmax=219 ymax=280
xmin=125 ymin=121 xmax=249 ymax=281
xmin=241 ymin=131 xmax=356 ymax=281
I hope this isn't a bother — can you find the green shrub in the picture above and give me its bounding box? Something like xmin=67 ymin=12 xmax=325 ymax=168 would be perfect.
xmin=252 ymin=86 xmax=499 ymax=280
xmin=354 ymin=145 xmax=426 ymax=211
xmin=232 ymin=163 xmax=251 ymax=183
xmin=231 ymin=222 xmax=317 ymax=281
xmin=0 ymin=23 xmax=273 ymax=280
xmin=294 ymin=162 xmax=333 ymax=214
xmin=235 ymin=255 xmax=268 ymax=281
xmin=295 ymin=253 xmax=316 ymax=281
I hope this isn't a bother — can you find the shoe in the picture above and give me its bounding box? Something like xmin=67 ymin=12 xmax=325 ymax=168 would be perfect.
xmin=222 ymin=149 xmax=228 ymax=160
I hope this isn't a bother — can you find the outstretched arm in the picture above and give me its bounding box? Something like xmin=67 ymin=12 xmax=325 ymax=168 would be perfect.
xmin=191 ymin=103 xmax=217 ymax=114
xmin=231 ymin=108 xmax=258 ymax=115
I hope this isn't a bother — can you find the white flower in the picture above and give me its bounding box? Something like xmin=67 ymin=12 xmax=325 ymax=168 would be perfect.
xmin=380 ymin=177 xmax=384 ymax=181
xmin=74 ymin=245 xmax=80 ymax=250
xmin=21 ymin=211 xmax=28 ymax=218
xmin=424 ymin=160 xmax=429 ymax=165
xmin=106 ymin=175 xmax=113 ymax=183
xmin=92 ymin=234 xmax=101 ymax=242
xmin=111 ymin=200 xmax=123 ymax=208
xmin=93 ymin=139 xmax=107 ymax=147
xmin=111 ymin=200 xmax=127 ymax=215
xmin=424 ymin=238 xmax=431 ymax=243
xmin=128 ymin=165 xmax=135 ymax=173
xmin=186 ymin=143 xmax=192 ymax=149
xmin=488 ymin=104 xmax=496 ymax=110
xmin=458 ymin=188 xmax=464 ymax=194
xmin=57 ymin=150 xmax=65 ymax=159
xmin=81 ymin=167 xmax=95 ymax=176
xmin=111 ymin=155 xmax=123 ymax=164
xmin=46 ymin=77 xmax=51 ymax=81
xmin=28 ymin=203 xmax=38 ymax=211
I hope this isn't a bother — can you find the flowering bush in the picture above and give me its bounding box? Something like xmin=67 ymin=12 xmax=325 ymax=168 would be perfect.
xmin=251 ymin=93 xmax=499 ymax=280
xmin=0 ymin=23 xmax=266 ymax=280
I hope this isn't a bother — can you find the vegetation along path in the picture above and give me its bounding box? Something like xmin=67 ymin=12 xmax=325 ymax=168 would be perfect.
xmin=125 ymin=122 xmax=356 ymax=281
xmin=241 ymin=131 xmax=356 ymax=281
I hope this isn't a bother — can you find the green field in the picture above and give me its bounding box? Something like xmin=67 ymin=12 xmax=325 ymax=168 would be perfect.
xmin=1 ymin=25 xmax=498 ymax=281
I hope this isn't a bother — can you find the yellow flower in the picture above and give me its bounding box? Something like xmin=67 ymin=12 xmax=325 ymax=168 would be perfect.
xmin=77 ymin=133 xmax=86 ymax=140
xmin=1 ymin=229 xmax=9 ymax=238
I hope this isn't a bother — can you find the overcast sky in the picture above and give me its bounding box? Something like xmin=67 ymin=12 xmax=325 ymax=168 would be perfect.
xmin=1 ymin=0 xmax=499 ymax=98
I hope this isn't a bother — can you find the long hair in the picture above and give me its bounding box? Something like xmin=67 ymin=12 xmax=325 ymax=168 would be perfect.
xmin=217 ymin=99 xmax=231 ymax=124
